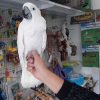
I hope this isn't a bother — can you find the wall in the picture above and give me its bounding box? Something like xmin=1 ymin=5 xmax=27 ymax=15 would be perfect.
xmin=46 ymin=14 xmax=100 ymax=94
xmin=68 ymin=17 xmax=100 ymax=94
xmin=91 ymin=0 xmax=100 ymax=10
xmin=45 ymin=15 xmax=66 ymax=30
xmin=69 ymin=24 xmax=82 ymax=62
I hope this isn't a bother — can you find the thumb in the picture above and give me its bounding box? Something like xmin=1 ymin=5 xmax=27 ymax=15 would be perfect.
xmin=27 ymin=66 xmax=36 ymax=75
xmin=32 ymin=50 xmax=40 ymax=59
xmin=26 ymin=50 xmax=39 ymax=61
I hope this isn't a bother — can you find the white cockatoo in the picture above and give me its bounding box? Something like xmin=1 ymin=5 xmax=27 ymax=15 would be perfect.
xmin=17 ymin=2 xmax=47 ymax=88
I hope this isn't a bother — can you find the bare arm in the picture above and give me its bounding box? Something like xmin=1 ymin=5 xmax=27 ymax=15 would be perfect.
xmin=27 ymin=51 xmax=100 ymax=100
xmin=27 ymin=50 xmax=64 ymax=93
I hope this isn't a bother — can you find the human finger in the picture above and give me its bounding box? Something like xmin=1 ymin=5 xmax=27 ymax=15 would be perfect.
xmin=27 ymin=66 xmax=36 ymax=74
xmin=27 ymin=62 xmax=34 ymax=68
xmin=27 ymin=58 xmax=34 ymax=63
xmin=26 ymin=51 xmax=34 ymax=61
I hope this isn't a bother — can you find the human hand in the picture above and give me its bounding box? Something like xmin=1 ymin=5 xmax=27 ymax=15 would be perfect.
xmin=27 ymin=50 xmax=64 ymax=94
xmin=27 ymin=50 xmax=48 ymax=81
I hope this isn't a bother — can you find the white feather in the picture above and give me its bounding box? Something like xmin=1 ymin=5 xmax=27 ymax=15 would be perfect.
xmin=17 ymin=2 xmax=47 ymax=88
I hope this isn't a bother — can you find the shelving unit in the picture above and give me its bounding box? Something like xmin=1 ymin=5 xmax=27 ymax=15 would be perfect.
xmin=40 ymin=0 xmax=84 ymax=16
xmin=0 ymin=0 xmax=84 ymax=16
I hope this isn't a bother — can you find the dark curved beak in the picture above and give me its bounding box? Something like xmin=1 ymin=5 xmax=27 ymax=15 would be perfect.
xmin=22 ymin=6 xmax=32 ymax=19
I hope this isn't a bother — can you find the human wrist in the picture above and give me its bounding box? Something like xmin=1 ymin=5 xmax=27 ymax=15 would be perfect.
xmin=40 ymin=68 xmax=64 ymax=94
xmin=40 ymin=67 xmax=50 ymax=82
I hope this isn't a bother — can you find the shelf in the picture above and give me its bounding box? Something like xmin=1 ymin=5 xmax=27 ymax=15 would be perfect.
xmin=39 ymin=0 xmax=84 ymax=16
xmin=0 ymin=37 xmax=17 ymax=42
xmin=0 ymin=0 xmax=84 ymax=16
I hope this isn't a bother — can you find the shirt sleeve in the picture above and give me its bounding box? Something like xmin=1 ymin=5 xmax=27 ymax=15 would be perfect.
xmin=56 ymin=80 xmax=100 ymax=100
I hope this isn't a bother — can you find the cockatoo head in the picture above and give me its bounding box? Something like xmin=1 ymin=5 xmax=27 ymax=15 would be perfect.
xmin=22 ymin=2 xmax=41 ymax=20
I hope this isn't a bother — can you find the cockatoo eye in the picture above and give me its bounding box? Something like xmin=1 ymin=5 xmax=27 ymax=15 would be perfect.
xmin=33 ymin=8 xmax=35 ymax=10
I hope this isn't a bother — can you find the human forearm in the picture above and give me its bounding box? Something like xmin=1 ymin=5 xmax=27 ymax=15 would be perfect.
xmin=27 ymin=50 xmax=100 ymax=100
xmin=27 ymin=51 xmax=64 ymax=94
xmin=40 ymin=68 xmax=64 ymax=94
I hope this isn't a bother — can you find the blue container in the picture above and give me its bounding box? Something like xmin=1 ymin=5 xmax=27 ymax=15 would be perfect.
xmin=63 ymin=68 xmax=84 ymax=86
xmin=63 ymin=68 xmax=73 ymax=76
xmin=68 ymin=74 xmax=84 ymax=86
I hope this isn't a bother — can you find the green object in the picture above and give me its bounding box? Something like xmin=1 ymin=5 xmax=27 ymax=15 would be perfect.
xmin=0 ymin=34 xmax=3 ymax=38
xmin=81 ymin=23 xmax=100 ymax=67
xmin=82 ymin=50 xmax=99 ymax=67
xmin=7 ymin=41 xmax=12 ymax=47
xmin=11 ymin=40 xmax=17 ymax=47
xmin=7 ymin=30 xmax=10 ymax=38
xmin=80 ymin=0 xmax=91 ymax=10
xmin=63 ymin=61 xmax=79 ymax=68
xmin=11 ymin=83 xmax=20 ymax=96
xmin=8 ymin=9 xmax=12 ymax=16
xmin=81 ymin=29 xmax=100 ymax=46
xmin=3 ymin=32 xmax=7 ymax=38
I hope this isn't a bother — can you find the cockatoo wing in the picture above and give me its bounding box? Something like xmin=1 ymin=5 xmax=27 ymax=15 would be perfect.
xmin=17 ymin=17 xmax=47 ymax=88
xmin=17 ymin=22 xmax=25 ymax=69
xmin=41 ymin=17 xmax=47 ymax=53
xmin=17 ymin=21 xmax=42 ymax=88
